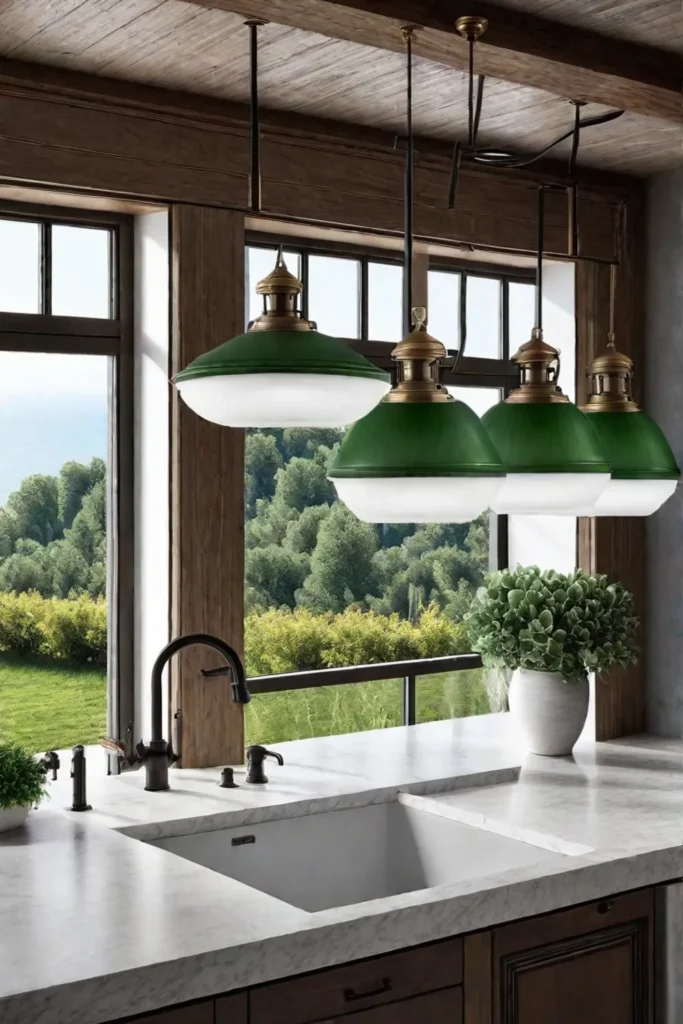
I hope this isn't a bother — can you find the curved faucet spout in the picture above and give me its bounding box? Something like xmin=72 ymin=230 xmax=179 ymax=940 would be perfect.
xmin=141 ymin=632 xmax=251 ymax=792
xmin=151 ymin=632 xmax=250 ymax=744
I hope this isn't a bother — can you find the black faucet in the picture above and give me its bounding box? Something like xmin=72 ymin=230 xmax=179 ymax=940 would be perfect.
xmin=245 ymin=745 xmax=284 ymax=784
xmin=137 ymin=632 xmax=251 ymax=792
xmin=70 ymin=745 xmax=92 ymax=812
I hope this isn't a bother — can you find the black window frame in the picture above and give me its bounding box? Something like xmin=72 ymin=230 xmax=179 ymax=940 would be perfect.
xmin=245 ymin=235 xmax=535 ymax=725
xmin=0 ymin=200 xmax=134 ymax=752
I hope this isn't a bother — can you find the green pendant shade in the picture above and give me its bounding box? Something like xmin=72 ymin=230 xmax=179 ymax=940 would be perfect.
xmin=586 ymin=410 xmax=679 ymax=480
xmin=482 ymin=401 xmax=610 ymax=474
xmin=330 ymin=400 xmax=505 ymax=478
xmin=175 ymin=327 xmax=390 ymax=383
xmin=174 ymin=251 xmax=390 ymax=428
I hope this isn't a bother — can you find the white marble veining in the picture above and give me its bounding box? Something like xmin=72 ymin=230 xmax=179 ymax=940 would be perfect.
xmin=4 ymin=716 xmax=683 ymax=1024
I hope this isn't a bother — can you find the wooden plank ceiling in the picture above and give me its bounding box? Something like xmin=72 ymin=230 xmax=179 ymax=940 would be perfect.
xmin=0 ymin=0 xmax=680 ymax=177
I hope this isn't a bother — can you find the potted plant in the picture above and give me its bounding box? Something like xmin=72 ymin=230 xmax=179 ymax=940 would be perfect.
xmin=0 ymin=742 xmax=48 ymax=833
xmin=466 ymin=566 xmax=639 ymax=755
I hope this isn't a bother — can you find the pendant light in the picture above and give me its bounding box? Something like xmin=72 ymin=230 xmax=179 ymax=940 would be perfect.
xmin=328 ymin=28 xmax=505 ymax=524
xmin=174 ymin=21 xmax=390 ymax=429
xmin=570 ymin=264 xmax=679 ymax=516
xmin=482 ymin=186 xmax=611 ymax=514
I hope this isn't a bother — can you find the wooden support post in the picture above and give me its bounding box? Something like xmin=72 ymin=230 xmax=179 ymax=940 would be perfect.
xmin=170 ymin=205 xmax=246 ymax=767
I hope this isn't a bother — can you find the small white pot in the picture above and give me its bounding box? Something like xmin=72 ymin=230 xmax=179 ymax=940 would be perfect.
xmin=509 ymin=668 xmax=589 ymax=756
xmin=0 ymin=805 xmax=29 ymax=834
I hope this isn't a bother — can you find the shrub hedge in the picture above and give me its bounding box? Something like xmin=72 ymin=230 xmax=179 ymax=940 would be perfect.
xmin=0 ymin=593 xmax=470 ymax=671
xmin=0 ymin=592 xmax=107 ymax=664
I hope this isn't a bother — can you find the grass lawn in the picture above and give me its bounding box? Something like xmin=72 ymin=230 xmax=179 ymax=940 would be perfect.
xmin=245 ymin=668 xmax=491 ymax=746
xmin=0 ymin=653 xmax=106 ymax=752
xmin=0 ymin=654 xmax=491 ymax=753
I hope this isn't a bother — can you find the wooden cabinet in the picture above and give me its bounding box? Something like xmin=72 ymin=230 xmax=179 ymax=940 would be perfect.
xmin=491 ymin=889 xmax=654 ymax=1024
xmin=116 ymin=889 xmax=656 ymax=1024
xmin=250 ymin=938 xmax=463 ymax=1024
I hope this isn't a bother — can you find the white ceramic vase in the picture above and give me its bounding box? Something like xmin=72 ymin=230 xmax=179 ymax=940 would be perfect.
xmin=509 ymin=668 xmax=589 ymax=756
xmin=0 ymin=805 xmax=29 ymax=833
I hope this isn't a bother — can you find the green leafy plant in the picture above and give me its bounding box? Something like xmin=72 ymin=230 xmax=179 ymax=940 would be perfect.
xmin=465 ymin=566 xmax=639 ymax=682
xmin=0 ymin=742 xmax=47 ymax=809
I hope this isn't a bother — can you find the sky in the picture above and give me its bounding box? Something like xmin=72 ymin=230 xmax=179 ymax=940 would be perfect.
xmin=0 ymin=221 xmax=110 ymax=504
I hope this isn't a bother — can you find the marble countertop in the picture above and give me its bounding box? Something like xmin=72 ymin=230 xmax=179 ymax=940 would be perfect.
xmin=4 ymin=714 xmax=683 ymax=1024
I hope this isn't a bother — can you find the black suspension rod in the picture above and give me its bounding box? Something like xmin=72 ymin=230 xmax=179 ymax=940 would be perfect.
xmin=403 ymin=26 xmax=414 ymax=335
xmin=246 ymin=19 xmax=266 ymax=213
xmin=535 ymin=185 xmax=545 ymax=332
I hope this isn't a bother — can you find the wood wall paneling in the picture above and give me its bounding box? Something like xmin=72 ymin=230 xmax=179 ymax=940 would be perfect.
xmin=0 ymin=73 xmax=624 ymax=261
xmin=171 ymin=205 xmax=246 ymax=767
xmin=576 ymin=196 xmax=646 ymax=740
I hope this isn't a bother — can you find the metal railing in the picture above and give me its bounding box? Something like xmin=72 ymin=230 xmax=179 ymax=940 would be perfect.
xmin=247 ymin=653 xmax=484 ymax=726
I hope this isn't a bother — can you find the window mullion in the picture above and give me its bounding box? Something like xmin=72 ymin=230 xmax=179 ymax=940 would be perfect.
xmin=41 ymin=221 xmax=52 ymax=316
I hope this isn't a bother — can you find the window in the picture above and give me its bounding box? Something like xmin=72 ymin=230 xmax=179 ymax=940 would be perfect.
xmin=0 ymin=207 xmax=133 ymax=760
xmin=244 ymin=240 xmax=535 ymax=746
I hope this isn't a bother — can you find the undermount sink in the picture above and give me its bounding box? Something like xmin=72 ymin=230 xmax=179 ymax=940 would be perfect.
xmin=149 ymin=797 xmax=563 ymax=913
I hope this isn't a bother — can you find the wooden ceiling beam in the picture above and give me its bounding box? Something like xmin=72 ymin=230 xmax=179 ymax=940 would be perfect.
xmin=186 ymin=0 xmax=683 ymax=122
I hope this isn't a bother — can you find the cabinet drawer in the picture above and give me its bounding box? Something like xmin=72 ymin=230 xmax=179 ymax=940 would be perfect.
xmin=318 ymin=986 xmax=463 ymax=1024
xmin=251 ymin=938 xmax=463 ymax=1024
xmin=122 ymin=1001 xmax=214 ymax=1024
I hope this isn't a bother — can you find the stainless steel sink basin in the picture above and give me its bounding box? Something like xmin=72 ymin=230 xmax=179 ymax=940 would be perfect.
xmin=149 ymin=797 xmax=564 ymax=913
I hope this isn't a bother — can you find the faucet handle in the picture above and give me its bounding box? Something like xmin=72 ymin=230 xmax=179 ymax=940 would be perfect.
xmin=41 ymin=750 xmax=60 ymax=781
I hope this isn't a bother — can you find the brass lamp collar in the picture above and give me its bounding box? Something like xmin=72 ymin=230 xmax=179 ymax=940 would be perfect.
xmin=582 ymin=338 xmax=640 ymax=413
xmin=249 ymin=248 xmax=314 ymax=333
xmin=506 ymin=327 xmax=568 ymax=405
xmin=386 ymin=307 xmax=453 ymax=404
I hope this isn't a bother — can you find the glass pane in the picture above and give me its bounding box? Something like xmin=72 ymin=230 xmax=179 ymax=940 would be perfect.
xmin=368 ymin=261 xmax=402 ymax=341
xmin=308 ymin=255 xmax=360 ymax=338
xmin=465 ymin=276 xmax=501 ymax=358
xmin=245 ymin=680 xmax=403 ymax=745
xmin=450 ymin=385 xmax=501 ymax=418
xmin=416 ymin=667 xmax=495 ymax=723
xmin=509 ymin=281 xmax=535 ymax=353
xmin=0 ymin=219 xmax=40 ymax=313
xmin=246 ymin=246 xmax=300 ymax=328
xmin=0 ymin=352 xmax=109 ymax=752
xmin=245 ymin=423 xmax=494 ymax=740
xmin=52 ymin=225 xmax=111 ymax=318
xmin=427 ymin=270 xmax=459 ymax=348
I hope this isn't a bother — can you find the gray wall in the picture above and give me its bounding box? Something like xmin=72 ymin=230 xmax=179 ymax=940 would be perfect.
xmin=646 ymin=168 xmax=683 ymax=734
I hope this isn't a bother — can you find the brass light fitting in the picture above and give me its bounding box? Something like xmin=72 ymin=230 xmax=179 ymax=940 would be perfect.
xmin=386 ymin=307 xmax=453 ymax=404
xmin=248 ymin=248 xmax=313 ymax=333
xmin=505 ymin=327 xmax=567 ymax=405
xmin=454 ymin=15 xmax=488 ymax=41
xmin=582 ymin=264 xmax=639 ymax=413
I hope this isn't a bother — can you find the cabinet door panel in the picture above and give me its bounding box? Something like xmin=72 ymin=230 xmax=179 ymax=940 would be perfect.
xmin=493 ymin=889 xmax=653 ymax=1024
xmin=215 ymin=992 xmax=248 ymax=1023
xmin=318 ymin=986 xmax=463 ymax=1024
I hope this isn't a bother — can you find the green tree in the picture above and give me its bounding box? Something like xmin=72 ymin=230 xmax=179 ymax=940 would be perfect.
xmin=0 ymin=508 xmax=19 ymax=560
xmin=6 ymin=474 xmax=62 ymax=546
xmin=67 ymin=480 xmax=106 ymax=566
xmin=0 ymin=539 xmax=53 ymax=596
xmin=284 ymin=504 xmax=331 ymax=555
xmin=58 ymin=461 xmax=92 ymax=529
xmin=246 ymin=544 xmax=310 ymax=610
xmin=281 ymin=428 xmax=343 ymax=460
xmin=245 ymin=433 xmax=283 ymax=514
xmin=49 ymin=540 xmax=90 ymax=598
xmin=274 ymin=451 xmax=336 ymax=513
xmin=298 ymin=504 xmax=379 ymax=612
xmin=246 ymin=496 xmax=299 ymax=549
